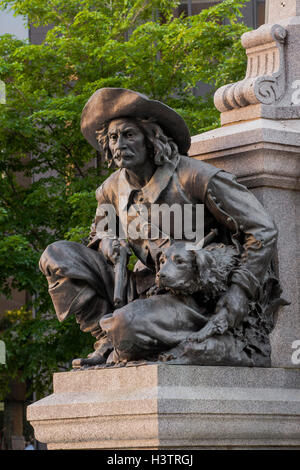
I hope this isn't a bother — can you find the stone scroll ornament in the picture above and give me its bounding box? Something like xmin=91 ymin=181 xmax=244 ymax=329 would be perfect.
xmin=39 ymin=87 xmax=288 ymax=370
xmin=214 ymin=24 xmax=287 ymax=111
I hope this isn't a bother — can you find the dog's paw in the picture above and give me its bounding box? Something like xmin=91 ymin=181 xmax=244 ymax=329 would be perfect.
xmin=158 ymin=351 xmax=175 ymax=362
xmin=158 ymin=343 xmax=185 ymax=362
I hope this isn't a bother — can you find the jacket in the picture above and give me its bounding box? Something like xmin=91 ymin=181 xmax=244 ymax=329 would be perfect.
xmin=88 ymin=155 xmax=278 ymax=299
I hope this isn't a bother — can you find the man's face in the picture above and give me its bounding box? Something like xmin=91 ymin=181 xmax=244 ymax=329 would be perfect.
xmin=108 ymin=118 xmax=148 ymax=171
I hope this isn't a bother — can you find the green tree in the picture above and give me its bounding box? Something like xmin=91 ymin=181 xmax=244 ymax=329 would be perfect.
xmin=0 ymin=0 xmax=250 ymax=398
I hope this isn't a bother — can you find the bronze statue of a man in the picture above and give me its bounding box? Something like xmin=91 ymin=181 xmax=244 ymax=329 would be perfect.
xmin=39 ymin=88 xmax=283 ymax=368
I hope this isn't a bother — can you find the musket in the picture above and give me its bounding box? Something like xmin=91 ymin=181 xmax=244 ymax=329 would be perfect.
xmin=195 ymin=228 xmax=218 ymax=249
xmin=112 ymin=240 xmax=130 ymax=308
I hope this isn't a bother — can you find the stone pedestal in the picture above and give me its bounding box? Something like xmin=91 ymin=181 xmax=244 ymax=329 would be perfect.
xmin=27 ymin=365 xmax=300 ymax=450
xmin=190 ymin=0 xmax=300 ymax=368
xmin=189 ymin=118 xmax=300 ymax=368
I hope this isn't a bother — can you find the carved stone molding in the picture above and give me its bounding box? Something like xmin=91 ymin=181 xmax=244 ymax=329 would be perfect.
xmin=214 ymin=24 xmax=287 ymax=113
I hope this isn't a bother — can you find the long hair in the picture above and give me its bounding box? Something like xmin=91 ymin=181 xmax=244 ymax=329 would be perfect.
xmin=95 ymin=117 xmax=180 ymax=169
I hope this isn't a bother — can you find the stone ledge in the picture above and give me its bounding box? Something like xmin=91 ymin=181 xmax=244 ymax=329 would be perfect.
xmin=189 ymin=119 xmax=300 ymax=190
xmin=189 ymin=150 xmax=300 ymax=190
xmin=189 ymin=119 xmax=300 ymax=158
xmin=220 ymin=105 xmax=300 ymax=126
xmin=27 ymin=365 xmax=300 ymax=450
xmin=31 ymin=414 xmax=300 ymax=450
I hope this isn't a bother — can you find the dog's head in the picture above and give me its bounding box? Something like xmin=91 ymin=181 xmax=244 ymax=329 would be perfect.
xmin=156 ymin=242 xmax=237 ymax=298
xmin=156 ymin=242 xmax=197 ymax=292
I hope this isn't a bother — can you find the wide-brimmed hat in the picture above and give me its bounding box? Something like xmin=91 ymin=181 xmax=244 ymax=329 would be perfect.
xmin=81 ymin=88 xmax=191 ymax=154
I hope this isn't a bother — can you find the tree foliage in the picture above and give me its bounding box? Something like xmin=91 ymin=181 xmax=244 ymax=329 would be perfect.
xmin=0 ymin=0 xmax=250 ymax=398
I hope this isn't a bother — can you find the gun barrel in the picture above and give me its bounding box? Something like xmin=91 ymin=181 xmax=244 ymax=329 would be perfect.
xmin=113 ymin=246 xmax=128 ymax=308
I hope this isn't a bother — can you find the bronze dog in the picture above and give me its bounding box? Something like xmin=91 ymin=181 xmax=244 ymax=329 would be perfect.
xmin=154 ymin=241 xmax=272 ymax=366
xmin=156 ymin=241 xmax=238 ymax=301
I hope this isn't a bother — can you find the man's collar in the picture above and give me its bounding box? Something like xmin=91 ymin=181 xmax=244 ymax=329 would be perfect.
xmin=118 ymin=154 xmax=180 ymax=210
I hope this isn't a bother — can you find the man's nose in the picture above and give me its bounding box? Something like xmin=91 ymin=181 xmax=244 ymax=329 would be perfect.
xmin=116 ymin=134 xmax=127 ymax=149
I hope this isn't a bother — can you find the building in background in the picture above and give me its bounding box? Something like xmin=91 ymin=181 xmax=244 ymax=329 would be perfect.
xmin=175 ymin=0 xmax=265 ymax=28
xmin=28 ymin=1 xmax=266 ymax=45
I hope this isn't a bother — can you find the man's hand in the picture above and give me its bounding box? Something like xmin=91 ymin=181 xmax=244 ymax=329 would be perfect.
xmin=186 ymin=284 xmax=249 ymax=344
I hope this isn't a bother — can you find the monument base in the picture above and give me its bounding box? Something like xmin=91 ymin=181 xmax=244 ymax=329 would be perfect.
xmin=27 ymin=364 xmax=300 ymax=450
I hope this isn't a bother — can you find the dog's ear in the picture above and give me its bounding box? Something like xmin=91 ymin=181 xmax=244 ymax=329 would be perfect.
xmin=192 ymin=249 xmax=215 ymax=278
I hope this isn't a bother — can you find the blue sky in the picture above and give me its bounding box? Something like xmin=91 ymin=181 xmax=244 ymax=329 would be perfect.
xmin=0 ymin=8 xmax=28 ymax=40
